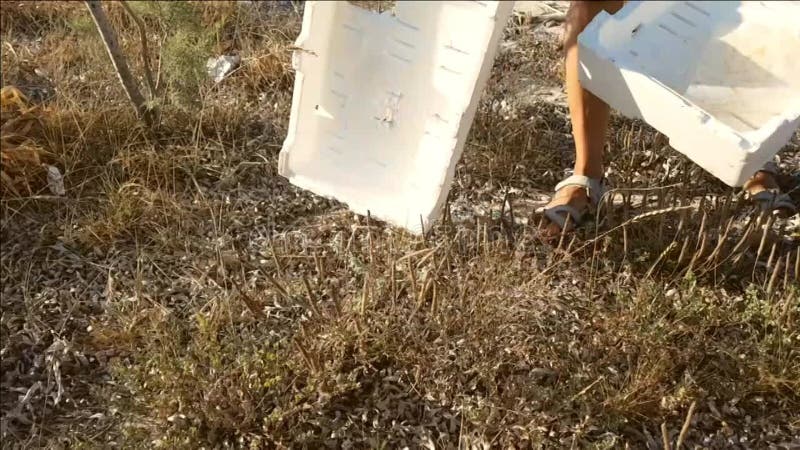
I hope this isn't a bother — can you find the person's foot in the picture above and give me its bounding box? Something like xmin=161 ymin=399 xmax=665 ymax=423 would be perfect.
xmin=540 ymin=184 xmax=590 ymax=238
xmin=743 ymin=169 xmax=796 ymax=217
xmin=744 ymin=169 xmax=779 ymax=194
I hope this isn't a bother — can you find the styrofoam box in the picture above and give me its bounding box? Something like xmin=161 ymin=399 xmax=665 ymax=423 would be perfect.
xmin=578 ymin=1 xmax=800 ymax=187
xmin=279 ymin=1 xmax=514 ymax=234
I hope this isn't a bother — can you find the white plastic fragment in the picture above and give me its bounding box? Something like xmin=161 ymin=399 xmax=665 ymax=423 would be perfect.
xmin=206 ymin=55 xmax=240 ymax=83
xmin=44 ymin=164 xmax=65 ymax=196
xmin=513 ymin=1 xmax=562 ymax=17
xmin=279 ymin=1 xmax=514 ymax=234
xmin=577 ymin=1 xmax=800 ymax=187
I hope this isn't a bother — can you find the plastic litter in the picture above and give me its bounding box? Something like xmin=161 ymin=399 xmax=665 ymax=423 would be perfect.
xmin=279 ymin=1 xmax=513 ymax=234
xmin=577 ymin=0 xmax=800 ymax=186
xmin=206 ymin=55 xmax=241 ymax=83
xmin=45 ymin=164 xmax=65 ymax=196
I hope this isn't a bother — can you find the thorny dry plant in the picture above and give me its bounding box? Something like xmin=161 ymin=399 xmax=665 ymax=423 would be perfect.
xmin=1 ymin=1 xmax=798 ymax=449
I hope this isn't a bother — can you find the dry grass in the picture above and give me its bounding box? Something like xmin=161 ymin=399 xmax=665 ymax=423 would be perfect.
xmin=1 ymin=1 xmax=798 ymax=448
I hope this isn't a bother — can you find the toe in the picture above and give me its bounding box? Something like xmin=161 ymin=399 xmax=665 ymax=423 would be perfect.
xmin=542 ymin=221 xmax=563 ymax=239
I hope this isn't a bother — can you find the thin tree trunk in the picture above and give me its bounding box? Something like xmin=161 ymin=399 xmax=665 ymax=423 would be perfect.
xmin=119 ymin=0 xmax=157 ymax=99
xmin=85 ymin=0 xmax=152 ymax=126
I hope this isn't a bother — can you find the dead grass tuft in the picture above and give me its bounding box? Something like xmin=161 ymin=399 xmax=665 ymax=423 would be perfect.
xmin=0 ymin=85 xmax=53 ymax=197
xmin=77 ymin=183 xmax=189 ymax=248
xmin=0 ymin=2 xmax=78 ymax=38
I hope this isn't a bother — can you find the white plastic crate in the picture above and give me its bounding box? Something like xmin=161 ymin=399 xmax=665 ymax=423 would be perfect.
xmin=279 ymin=1 xmax=513 ymax=234
xmin=578 ymin=1 xmax=800 ymax=187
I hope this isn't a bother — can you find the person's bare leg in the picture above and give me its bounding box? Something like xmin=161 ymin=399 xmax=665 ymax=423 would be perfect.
xmin=542 ymin=1 xmax=790 ymax=235
xmin=543 ymin=1 xmax=624 ymax=236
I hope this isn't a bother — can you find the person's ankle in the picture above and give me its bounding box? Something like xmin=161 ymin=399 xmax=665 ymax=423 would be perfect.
xmin=572 ymin=166 xmax=604 ymax=179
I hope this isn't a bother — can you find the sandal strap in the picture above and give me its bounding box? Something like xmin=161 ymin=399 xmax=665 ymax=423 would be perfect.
xmin=759 ymin=161 xmax=779 ymax=176
xmin=750 ymin=190 xmax=797 ymax=213
xmin=749 ymin=189 xmax=781 ymax=200
xmin=544 ymin=204 xmax=586 ymax=230
xmin=554 ymin=175 xmax=606 ymax=206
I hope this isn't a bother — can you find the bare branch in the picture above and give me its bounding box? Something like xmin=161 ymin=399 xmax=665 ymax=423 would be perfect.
xmin=85 ymin=0 xmax=152 ymax=126
xmin=118 ymin=0 xmax=157 ymax=99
